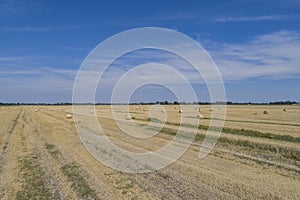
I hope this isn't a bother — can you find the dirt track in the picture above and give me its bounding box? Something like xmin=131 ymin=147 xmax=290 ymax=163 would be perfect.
xmin=0 ymin=105 xmax=300 ymax=199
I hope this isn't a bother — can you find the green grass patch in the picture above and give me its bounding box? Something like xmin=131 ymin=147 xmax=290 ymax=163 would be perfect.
xmin=9 ymin=111 xmax=21 ymax=134
xmin=234 ymin=154 xmax=300 ymax=174
xmin=16 ymin=153 xmax=51 ymax=200
xmin=139 ymin=117 xmax=300 ymax=143
xmin=218 ymin=137 xmax=300 ymax=161
xmin=45 ymin=143 xmax=61 ymax=160
xmin=221 ymin=127 xmax=300 ymax=143
xmin=116 ymin=178 xmax=134 ymax=196
xmin=209 ymin=117 xmax=300 ymax=127
xmin=2 ymin=142 xmax=8 ymax=152
xmin=61 ymin=163 xmax=99 ymax=200
xmin=156 ymin=171 xmax=170 ymax=179
xmin=22 ymin=112 xmax=28 ymax=124
xmin=45 ymin=143 xmax=55 ymax=150
xmin=145 ymin=117 xmax=161 ymax=123
xmin=45 ymin=143 xmax=98 ymax=199
xmin=152 ymin=122 xmax=300 ymax=161
xmin=129 ymin=111 xmax=143 ymax=114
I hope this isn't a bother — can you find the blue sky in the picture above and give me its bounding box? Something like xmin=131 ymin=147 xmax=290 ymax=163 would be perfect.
xmin=0 ymin=0 xmax=300 ymax=103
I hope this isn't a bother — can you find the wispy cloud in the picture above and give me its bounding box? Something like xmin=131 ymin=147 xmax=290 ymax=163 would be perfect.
xmin=157 ymin=14 xmax=197 ymax=21
xmin=1 ymin=30 xmax=300 ymax=102
xmin=3 ymin=26 xmax=48 ymax=32
xmin=0 ymin=65 xmax=76 ymax=78
xmin=81 ymin=30 xmax=300 ymax=89
xmin=209 ymin=30 xmax=300 ymax=81
xmin=61 ymin=46 xmax=89 ymax=51
xmin=0 ymin=65 xmax=77 ymax=102
xmin=0 ymin=0 xmax=42 ymax=15
xmin=92 ymin=30 xmax=300 ymax=89
xmin=1 ymin=24 xmax=91 ymax=32
xmin=214 ymin=15 xmax=286 ymax=23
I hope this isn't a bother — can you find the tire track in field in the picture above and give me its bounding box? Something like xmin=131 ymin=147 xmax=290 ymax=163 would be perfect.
xmin=27 ymin=108 xmax=101 ymax=199
xmin=1 ymin=110 xmax=22 ymax=154
xmin=36 ymin=109 xmax=263 ymax=199
xmin=0 ymin=109 xmax=21 ymax=179
xmin=0 ymin=109 xmax=31 ymax=199
xmin=78 ymin=113 xmax=300 ymax=198
xmin=1 ymin=109 xmax=74 ymax=199
xmin=25 ymin=109 xmax=79 ymax=199
xmin=22 ymin=107 xmax=300 ymax=199
xmin=35 ymin=108 xmax=157 ymax=199
xmin=37 ymin=109 xmax=223 ymax=199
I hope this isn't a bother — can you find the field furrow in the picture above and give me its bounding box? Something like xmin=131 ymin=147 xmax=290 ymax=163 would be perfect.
xmin=0 ymin=105 xmax=299 ymax=199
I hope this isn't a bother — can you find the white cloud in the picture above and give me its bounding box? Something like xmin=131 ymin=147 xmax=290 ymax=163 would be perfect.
xmin=0 ymin=56 xmax=32 ymax=61
xmin=0 ymin=0 xmax=24 ymax=14
xmin=209 ymin=31 xmax=300 ymax=81
xmin=0 ymin=0 xmax=42 ymax=15
xmin=81 ymin=31 xmax=300 ymax=88
xmin=1 ymin=24 xmax=91 ymax=32
xmin=214 ymin=15 xmax=286 ymax=23
xmin=1 ymin=31 xmax=299 ymax=102
xmin=0 ymin=66 xmax=77 ymax=102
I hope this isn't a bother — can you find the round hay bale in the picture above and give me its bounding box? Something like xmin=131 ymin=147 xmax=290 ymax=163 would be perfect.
xmin=66 ymin=114 xmax=73 ymax=119
xmin=90 ymin=111 xmax=94 ymax=114
xmin=161 ymin=109 xmax=165 ymax=113
xmin=283 ymin=109 xmax=287 ymax=111
xmin=179 ymin=110 xmax=182 ymax=113
xmin=125 ymin=114 xmax=132 ymax=120
xmin=34 ymin=109 xmax=39 ymax=112
xmin=253 ymin=113 xmax=258 ymax=115
xmin=263 ymin=110 xmax=268 ymax=115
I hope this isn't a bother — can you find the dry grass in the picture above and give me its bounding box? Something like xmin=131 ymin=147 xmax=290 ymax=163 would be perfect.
xmin=16 ymin=153 xmax=51 ymax=200
xmin=0 ymin=105 xmax=299 ymax=199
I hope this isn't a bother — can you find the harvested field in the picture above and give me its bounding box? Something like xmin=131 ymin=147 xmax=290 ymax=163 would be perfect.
xmin=0 ymin=105 xmax=299 ymax=199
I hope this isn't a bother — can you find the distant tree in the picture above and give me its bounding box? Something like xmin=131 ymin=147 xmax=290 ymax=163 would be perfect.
xmin=269 ymin=101 xmax=296 ymax=105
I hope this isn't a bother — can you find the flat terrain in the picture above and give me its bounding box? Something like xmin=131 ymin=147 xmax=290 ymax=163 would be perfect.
xmin=0 ymin=105 xmax=299 ymax=199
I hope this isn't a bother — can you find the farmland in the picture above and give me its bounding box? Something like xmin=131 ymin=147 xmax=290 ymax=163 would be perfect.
xmin=0 ymin=105 xmax=299 ymax=199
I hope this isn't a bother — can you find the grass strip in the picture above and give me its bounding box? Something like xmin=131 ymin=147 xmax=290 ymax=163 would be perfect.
xmin=207 ymin=117 xmax=300 ymax=127
xmin=138 ymin=117 xmax=300 ymax=143
xmin=9 ymin=111 xmax=21 ymax=134
xmin=16 ymin=153 xmax=51 ymax=200
xmin=45 ymin=143 xmax=99 ymax=199
xmin=156 ymin=126 xmax=300 ymax=161
xmin=61 ymin=163 xmax=99 ymax=200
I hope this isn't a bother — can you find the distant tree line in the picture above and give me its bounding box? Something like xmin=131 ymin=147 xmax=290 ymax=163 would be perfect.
xmin=268 ymin=101 xmax=298 ymax=105
xmin=0 ymin=101 xmax=299 ymax=106
xmin=0 ymin=102 xmax=72 ymax=106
